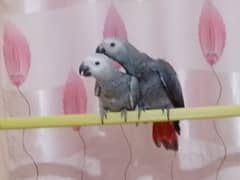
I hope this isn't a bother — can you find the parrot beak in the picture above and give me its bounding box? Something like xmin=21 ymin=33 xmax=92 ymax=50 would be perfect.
xmin=96 ymin=45 xmax=106 ymax=54
xmin=79 ymin=63 xmax=91 ymax=77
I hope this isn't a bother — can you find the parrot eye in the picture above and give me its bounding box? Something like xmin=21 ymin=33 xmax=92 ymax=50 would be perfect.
xmin=110 ymin=42 xmax=115 ymax=47
xmin=95 ymin=61 xmax=100 ymax=66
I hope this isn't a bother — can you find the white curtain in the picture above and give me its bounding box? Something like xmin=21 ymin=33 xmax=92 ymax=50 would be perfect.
xmin=0 ymin=0 xmax=239 ymax=179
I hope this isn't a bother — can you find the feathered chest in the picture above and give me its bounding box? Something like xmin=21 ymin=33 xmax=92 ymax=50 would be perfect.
xmin=95 ymin=77 xmax=129 ymax=99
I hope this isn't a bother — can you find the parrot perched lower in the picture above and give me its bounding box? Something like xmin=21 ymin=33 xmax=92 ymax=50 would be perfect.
xmin=96 ymin=38 xmax=184 ymax=151
xmin=79 ymin=53 xmax=140 ymax=123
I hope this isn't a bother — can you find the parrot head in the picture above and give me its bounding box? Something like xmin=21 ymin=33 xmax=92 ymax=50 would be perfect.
xmin=79 ymin=53 xmax=116 ymax=80
xmin=96 ymin=38 xmax=139 ymax=76
xmin=96 ymin=38 xmax=128 ymax=63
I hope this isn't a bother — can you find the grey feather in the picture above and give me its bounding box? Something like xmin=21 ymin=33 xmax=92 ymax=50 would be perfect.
xmin=80 ymin=53 xmax=140 ymax=123
xmin=96 ymin=38 xmax=185 ymax=149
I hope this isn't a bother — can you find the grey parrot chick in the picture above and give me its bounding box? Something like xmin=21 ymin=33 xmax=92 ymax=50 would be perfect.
xmin=79 ymin=53 xmax=140 ymax=124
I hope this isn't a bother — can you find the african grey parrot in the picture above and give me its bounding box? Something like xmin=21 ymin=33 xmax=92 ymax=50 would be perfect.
xmin=96 ymin=38 xmax=184 ymax=151
xmin=79 ymin=53 xmax=140 ymax=124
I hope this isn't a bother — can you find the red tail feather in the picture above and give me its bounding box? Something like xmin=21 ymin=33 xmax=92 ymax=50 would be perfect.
xmin=152 ymin=122 xmax=178 ymax=151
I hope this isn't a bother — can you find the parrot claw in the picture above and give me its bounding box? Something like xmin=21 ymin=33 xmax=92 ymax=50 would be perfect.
xmin=121 ymin=110 xmax=127 ymax=123
xmin=161 ymin=108 xmax=165 ymax=115
xmin=104 ymin=113 xmax=108 ymax=119
xmin=138 ymin=106 xmax=145 ymax=118
xmin=138 ymin=108 xmax=141 ymax=120
xmin=137 ymin=106 xmax=144 ymax=126
xmin=100 ymin=109 xmax=108 ymax=125
xmin=100 ymin=116 xmax=104 ymax=125
xmin=160 ymin=107 xmax=170 ymax=122
xmin=166 ymin=108 xmax=170 ymax=122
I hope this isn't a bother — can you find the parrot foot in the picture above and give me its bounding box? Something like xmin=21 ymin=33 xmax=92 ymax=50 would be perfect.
xmin=104 ymin=112 xmax=108 ymax=119
xmin=136 ymin=106 xmax=145 ymax=126
xmin=121 ymin=110 xmax=128 ymax=123
xmin=161 ymin=108 xmax=164 ymax=115
xmin=166 ymin=108 xmax=170 ymax=122
xmin=100 ymin=110 xmax=108 ymax=125
xmin=160 ymin=107 xmax=170 ymax=122
xmin=100 ymin=116 xmax=104 ymax=125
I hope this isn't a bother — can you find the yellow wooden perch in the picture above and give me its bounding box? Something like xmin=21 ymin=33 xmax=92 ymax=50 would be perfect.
xmin=0 ymin=105 xmax=240 ymax=130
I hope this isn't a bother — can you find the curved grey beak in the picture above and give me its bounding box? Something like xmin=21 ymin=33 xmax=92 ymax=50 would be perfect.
xmin=96 ymin=45 xmax=106 ymax=54
xmin=79 ymin=63 xmax=91 ymax=77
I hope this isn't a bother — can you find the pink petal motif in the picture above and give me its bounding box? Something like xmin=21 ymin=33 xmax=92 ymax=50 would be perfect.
xmin=63 ymin=71 xmax=87 ymax=131
xmin=3 ymin=22 xmax=31 ymax=87
xmin=103 ymin=5 xmax=128 ymax=70
xmin=198 ymin=0 xmax=226 ymax=66
xmin=103 ymin=5 xmax=128 ymax=40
